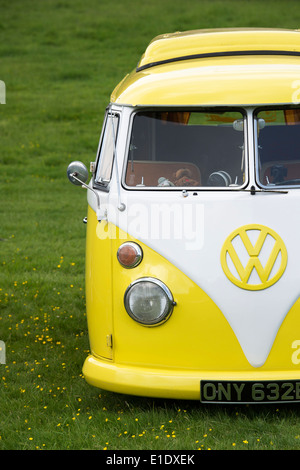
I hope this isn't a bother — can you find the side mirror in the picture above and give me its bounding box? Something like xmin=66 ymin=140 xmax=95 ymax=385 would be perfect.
xmin=67 ymin=161 xmax=107 ymax=222
xmin=67 ymin=161 xmax=89 ymax=186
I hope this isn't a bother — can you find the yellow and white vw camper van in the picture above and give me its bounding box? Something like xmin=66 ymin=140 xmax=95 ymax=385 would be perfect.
xmin=67 ymin=28 xmax=300 ymax=403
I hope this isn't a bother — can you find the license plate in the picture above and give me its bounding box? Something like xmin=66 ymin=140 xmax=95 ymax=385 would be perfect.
xmin=200 ymin=380 xmax=300 ymax=403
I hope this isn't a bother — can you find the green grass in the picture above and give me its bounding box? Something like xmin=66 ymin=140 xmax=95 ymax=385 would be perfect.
xmin=1 ymin=0 xmax=300 ymax=451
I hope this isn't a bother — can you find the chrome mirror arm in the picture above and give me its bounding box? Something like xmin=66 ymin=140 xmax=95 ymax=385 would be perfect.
xmin=70 ymin=172 xmax=100 ymax=206
xmin=70 ymin=172 xmax=107 ymax=222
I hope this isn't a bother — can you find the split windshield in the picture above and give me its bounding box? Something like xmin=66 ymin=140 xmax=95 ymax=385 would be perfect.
xmin=125 ymin=109 xmax=246 ymax=188
xmin=255 ymin=108 xmax=300 ymax=187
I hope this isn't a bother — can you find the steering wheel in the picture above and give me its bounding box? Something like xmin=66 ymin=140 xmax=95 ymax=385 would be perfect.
xmin=207 ymin=171 xmax=232 ymax=187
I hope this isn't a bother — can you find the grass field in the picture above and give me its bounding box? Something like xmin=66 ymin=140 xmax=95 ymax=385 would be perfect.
xmin=1 ymin=0 xmax=300 ymax=451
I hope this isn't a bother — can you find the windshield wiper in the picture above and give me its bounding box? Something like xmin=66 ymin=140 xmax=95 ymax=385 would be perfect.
xmin=248 ymin=185 xmax=288 ymax=195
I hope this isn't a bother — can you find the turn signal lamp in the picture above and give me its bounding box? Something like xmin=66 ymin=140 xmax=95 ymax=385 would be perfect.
xmin=117 ymin=242 xmax=143 ymax=268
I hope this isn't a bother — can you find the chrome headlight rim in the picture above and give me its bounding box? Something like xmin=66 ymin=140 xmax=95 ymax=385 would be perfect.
xmin=124 ymin=277 xmax=175 ymax=326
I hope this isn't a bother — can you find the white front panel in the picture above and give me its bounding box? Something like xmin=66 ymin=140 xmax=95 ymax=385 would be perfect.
xmin=107 ymin=189 xmax=299 ymax=368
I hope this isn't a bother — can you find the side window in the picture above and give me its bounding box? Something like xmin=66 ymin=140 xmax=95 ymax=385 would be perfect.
xmin=94 ymin=113 xmax=119 ymax=187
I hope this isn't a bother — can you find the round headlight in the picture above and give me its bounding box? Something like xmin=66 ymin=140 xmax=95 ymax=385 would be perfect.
xmin=124 ymin=278 xmax=175 ymax=326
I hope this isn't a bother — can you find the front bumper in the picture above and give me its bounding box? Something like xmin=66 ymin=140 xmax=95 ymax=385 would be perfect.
xmin=82 ymin=354 xmax=300 ymax=401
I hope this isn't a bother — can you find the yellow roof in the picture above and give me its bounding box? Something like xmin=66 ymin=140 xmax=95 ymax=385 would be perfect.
xmin=111 ymin=28 xmax=300 ymax=106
